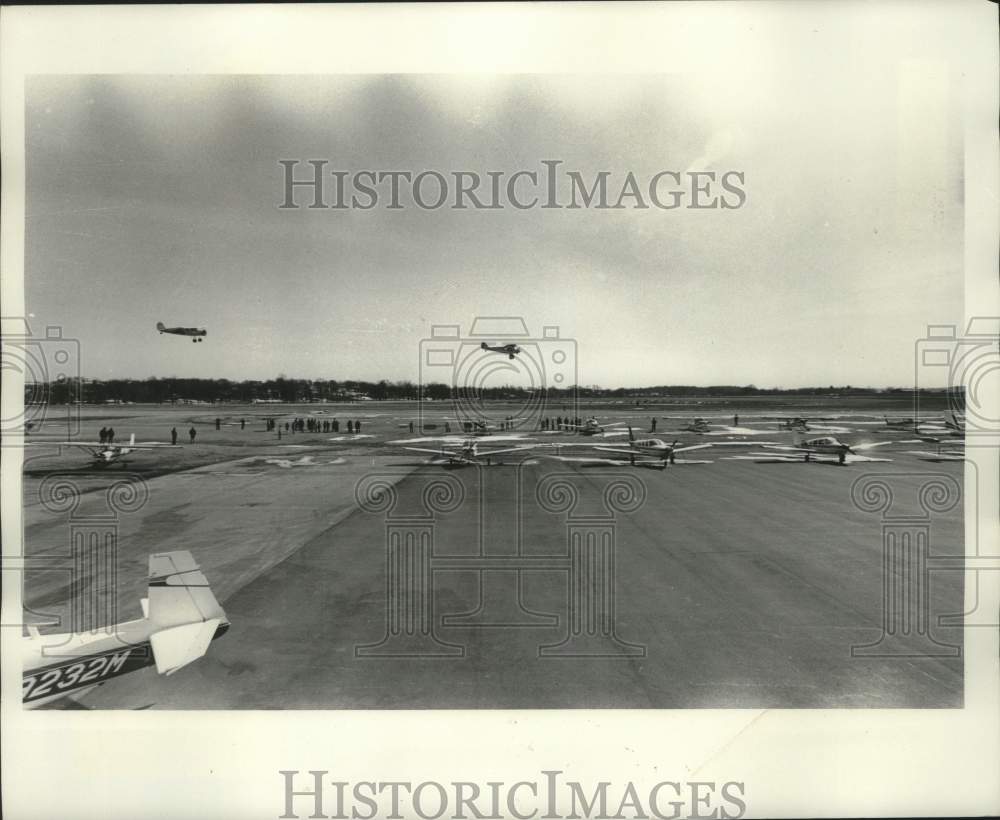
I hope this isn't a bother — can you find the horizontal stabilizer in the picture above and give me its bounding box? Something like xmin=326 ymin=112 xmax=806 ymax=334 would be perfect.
xmin=146 ymin=551 xmax=227 ymax=630
xmin=150 ymin=618 xmax=222 ymax=674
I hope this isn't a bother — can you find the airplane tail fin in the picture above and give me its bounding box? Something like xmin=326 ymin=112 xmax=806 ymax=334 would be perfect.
xmin=156 ymin=322 xmax=165 ymax=331
xmin=129 ymin=433 xmax=135 ymax=447
xmin=141 ymin=551 xmax=228 ymax=675
xmin=480 ymin=342 xmax=488 ymax=349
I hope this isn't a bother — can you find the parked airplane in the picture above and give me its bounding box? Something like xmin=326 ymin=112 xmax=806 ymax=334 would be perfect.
xmin=682 ymin=417 xmax=712 ymax=433
xmin=550 ymin=426 xmax=712 ymax=469
xmin=22 ymin=551 xmax=229 ymax=708
xmin=759 ymin=435 xmax=892 ymax=465
xmin=31 ymin=434 xmax=179 ymax=466
xmin=479 ymin=341 xmax=521 ymax=359
xmin=404 ymin=438 xmax=537 ymax=466
xmin=561 ymin=417 xmax=629 ymax=436
xmin=157 ymin=321 xmax=207 ymax=342
xmin=884 ymin=416 xmax=919 ymax=429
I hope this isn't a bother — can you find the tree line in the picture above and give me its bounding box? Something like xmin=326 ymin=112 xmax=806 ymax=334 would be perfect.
xmin=27 ymin=377 xmax=950 ymax=405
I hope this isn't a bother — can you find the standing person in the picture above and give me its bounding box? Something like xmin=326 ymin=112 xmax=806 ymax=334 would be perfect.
xmin=277 ymin=427 xmax=282 ymax=440
xmin=355 ymin=420 xmax=362 ymax=434
xmin=409 ymin=421 xmax=414 ymax=434
xmin=241 ymin=418 xmax=246 ymax=430
xmin=734 ymin=413 xmax=739 ymax=426
xmin=444 ymin=421 xmax=450 ymax=433
xmin=99 ymin=427 xmax=107 ymax=444
xmin=188 ymin=426 xmax=196 ymax=443
xmin=215 ymin=417 xmax=221 ymax=431
xmin=333 ymin=419 xmax=339 ymax=433
xmin=171 ymin=427 xmax=178 ymax=445
xmin=651 ymin=418 xmax=657 ymax=433
xmin=107 ymin=427 xmax=115 ymax=444
xmin=347 ymin=420 xmax=354 ymax=434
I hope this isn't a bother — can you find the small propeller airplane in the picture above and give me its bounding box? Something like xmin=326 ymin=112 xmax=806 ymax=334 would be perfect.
xmin=549 ymin=425 xmax=713 ymax=469
xmin=755 ymin=434 xmax=892 ymax=465
xmin=22 ymin=551 xmax=229 ymax=708
xmin=560 ymin=416 xmax=629 ymax=436
xmin=30 ymin=434 xmax=179 ymax=466
xmin=681 ymin=417 xmax=712 ymax=434
xmin=884 ymin=416 xmax=919 ymax=429
xmin=403 ymin=438 xmax=537 ymax=466
xmin=479 ymin=341 xmax=521 ymax=360
xmin=157 ymin=321 xmax=207 ymax=342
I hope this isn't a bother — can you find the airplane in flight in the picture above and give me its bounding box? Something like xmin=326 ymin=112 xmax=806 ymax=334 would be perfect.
xmin=29 ymin=434 xmax=179 ymax=466
xmin=404 ymin=438 xmax=537 ymax=466
xmin=550 ymin=426 xmax=712 ymax=469
xmin=157 ymin=321 xmax=207 ymax=342
xmin=22 ymin=551 xmax=229 ymax=708
xmin=479 ymin=341 xmax=521 ymax=360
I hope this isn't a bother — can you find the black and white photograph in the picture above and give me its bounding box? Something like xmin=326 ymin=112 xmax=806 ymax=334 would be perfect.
xmin=2 ymin=3 xmax=998 ymax=819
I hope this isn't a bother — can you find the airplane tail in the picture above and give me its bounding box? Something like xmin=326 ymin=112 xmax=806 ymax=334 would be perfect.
xmin=156 ymin=322 xmax=165 ymax=331
xmin=139 ymin=551 xmax=228 ymax=675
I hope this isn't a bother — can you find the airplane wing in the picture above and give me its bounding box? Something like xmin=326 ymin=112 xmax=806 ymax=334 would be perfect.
xmin=593 ymin=446 xmax=639 ymax=455
xmin=850 ymin=441 xmax=893 ymax=450
xmin=905 ymin=450 xmax=965 ymax=461
xmin=403 ymin=447 xmax=455 ymax=457
xmin=544 ymin=454 xmax=633 ymax=465
xmin=672 ymin=443 xmax=713 ymax=453
xmin=476 ymin=445 xmax=537 ymax=456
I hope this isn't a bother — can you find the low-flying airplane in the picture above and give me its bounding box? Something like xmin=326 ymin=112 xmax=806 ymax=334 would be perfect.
xmin=403 ymin=438 xmax=537 ymax=466
xmin=479 ymin=341 xmax=521 ymax=360
xmin=551 ymin=425 xmax=712 ymax=469
xmin=157 ymin=321 xmax=207 ymax=342
xmin=22 ymin=551 xmax=229 ymax=708
xmin=31 ymin=434 xmax=179 ymax=466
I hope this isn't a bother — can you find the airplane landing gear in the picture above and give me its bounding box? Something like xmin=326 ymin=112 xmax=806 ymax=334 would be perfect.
xmin=838 ymin=452 xmax=846 ymax=465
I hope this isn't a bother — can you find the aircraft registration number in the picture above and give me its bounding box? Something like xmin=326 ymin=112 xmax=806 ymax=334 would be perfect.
xmin=22 ymin=645 xmax=152 ymax=704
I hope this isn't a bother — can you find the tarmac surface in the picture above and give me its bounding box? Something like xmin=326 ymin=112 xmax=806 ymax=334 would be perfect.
xmin=20 ymin=401 xmax=965 ymax=708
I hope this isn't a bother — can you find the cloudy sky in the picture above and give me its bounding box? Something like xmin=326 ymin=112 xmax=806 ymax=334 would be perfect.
xmin=25 ymin=67 xmax=963 ymax=387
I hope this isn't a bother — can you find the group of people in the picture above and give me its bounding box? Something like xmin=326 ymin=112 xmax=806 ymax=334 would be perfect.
xmin=275 ymin=417 xmax=362 ymax=435
xmin=168 ymin=427 xmax=196 ymax=444
xmin=541 ymin=417 xmax=585 ymax=431
xmin=98 ymin=427 xmax=116 ymax=444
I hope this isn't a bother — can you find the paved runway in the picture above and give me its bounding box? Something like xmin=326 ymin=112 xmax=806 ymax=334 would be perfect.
xmin=28 ymin=447 xmax=962 ymax=709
